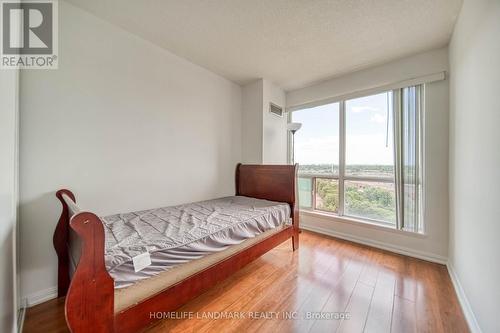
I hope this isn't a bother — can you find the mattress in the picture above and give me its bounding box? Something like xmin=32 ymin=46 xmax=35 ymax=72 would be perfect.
xmin=101 ymin=196 xmax=291 ymax=288
xmin=114 ymin=226 xmax=286 ymax=313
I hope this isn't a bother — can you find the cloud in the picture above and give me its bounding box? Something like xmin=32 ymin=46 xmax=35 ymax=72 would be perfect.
xmin=346 ymin=134 xmax=393 ymax=164
xmin=350 ymin=106 xmax=380 ymax=113
xmin=294 ymin=136 xmax=339 ymax=164
xmin=370 ymin=113 xmax=386 ymax=124
xmin=295 ymin=134 xmax=393 ymax=165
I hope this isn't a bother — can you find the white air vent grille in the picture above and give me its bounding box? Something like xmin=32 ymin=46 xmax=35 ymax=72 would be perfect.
xmin=269 ymin=103 xmax=283 ymax=117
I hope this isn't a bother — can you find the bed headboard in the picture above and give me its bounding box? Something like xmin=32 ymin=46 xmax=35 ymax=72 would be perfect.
xmin=235 ymin=163 xmax=298 ymax=209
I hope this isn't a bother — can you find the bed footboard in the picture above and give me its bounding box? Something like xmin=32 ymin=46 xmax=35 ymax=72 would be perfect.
xmin=54 ymin=190 xmax=114 ymax=332
xmin=66 ymin=212 xmax=114 ymax=332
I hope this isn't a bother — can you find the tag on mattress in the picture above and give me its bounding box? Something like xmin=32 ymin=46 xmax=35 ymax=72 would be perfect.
xmin=132 ymin=252 xmax=151 ymax=272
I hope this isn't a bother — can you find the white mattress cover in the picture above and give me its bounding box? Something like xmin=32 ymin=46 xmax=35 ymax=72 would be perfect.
xmin=101 ymin=196 xmax=291 ymax=288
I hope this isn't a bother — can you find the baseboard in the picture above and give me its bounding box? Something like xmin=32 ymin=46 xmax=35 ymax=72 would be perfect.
xmin=24 ymin=286 xmax=58 ymax=307
xmin=446 ymin=263 xmax=482 ymax=333
xmin=301 ymin=224 xmax=448 ymax=264
xmin=17 ymin=298 xmax=27 ymax=333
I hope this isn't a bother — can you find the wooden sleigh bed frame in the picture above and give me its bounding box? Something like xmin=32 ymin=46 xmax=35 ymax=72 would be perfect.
xmin=53 ymin=163 xmax=299 ymax=332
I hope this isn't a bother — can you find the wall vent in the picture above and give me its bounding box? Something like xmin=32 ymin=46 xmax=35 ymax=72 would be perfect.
xmin=269 ymin=103 xmax=284 ymax=117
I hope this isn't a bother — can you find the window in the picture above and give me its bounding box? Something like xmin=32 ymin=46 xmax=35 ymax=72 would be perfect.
xmin=292 ymin=102 xmax=339 ymax=175
xmin=344 ymin=92 xmax=396 ymax=224
xmin=344 ymin=180 xmax=396 ymax=223
xmin=345 ymin=92 xmax=394 ymax=178
xmin=290 ymin=86 xmax=423 ymax=233
xmin=315 ymin=178 xmax=339 ymax=213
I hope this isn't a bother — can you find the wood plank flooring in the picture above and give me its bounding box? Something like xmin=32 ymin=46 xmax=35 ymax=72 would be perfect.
xmin=23 ymin=231 xmax=469 ymax=333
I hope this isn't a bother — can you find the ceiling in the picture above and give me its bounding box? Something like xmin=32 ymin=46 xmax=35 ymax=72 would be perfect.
xmin=65 ymin=0 xmax=462 ymax=91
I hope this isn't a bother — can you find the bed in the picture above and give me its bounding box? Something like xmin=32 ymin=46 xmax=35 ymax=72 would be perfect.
xmin=53 ymin=163 xmax=299 ymax=333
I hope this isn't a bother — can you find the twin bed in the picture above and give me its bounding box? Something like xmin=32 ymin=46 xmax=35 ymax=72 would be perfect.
xmin=53 ymin=164 xmax=299 ymax=332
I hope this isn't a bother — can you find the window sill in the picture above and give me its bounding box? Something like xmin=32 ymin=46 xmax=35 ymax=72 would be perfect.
xmin=299 ymin=209 xmax=427 ymax=238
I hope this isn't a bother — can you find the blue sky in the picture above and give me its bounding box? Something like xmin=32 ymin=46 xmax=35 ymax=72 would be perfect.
xmin=292 ymin=91 xmax=394 ymax=166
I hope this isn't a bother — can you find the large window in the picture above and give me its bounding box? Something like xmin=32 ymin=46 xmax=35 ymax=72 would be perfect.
xmin=292 ymin=102 xmax=339 ymax=175
xmin=291 ymin=86 xmax=423 ymax=233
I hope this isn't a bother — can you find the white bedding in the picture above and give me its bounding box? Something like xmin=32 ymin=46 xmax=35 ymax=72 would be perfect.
xmin=101 ymin=196 xmax=291 ymax=288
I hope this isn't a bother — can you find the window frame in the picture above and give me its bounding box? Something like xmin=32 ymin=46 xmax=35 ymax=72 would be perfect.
xmin=289 ymin=86 xmax=423 ymax=232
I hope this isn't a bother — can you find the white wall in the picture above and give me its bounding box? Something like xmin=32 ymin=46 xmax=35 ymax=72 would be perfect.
xmin=241 ymin=80 xmax=263 ymax=163
xmin=19 ymin=1 xmax=242 ymax=302
xmin=0 ymin=69 xmax=19 ymax=332
xmin=286 ymin=48 xmax=450 ymax=262
xmin=241 ymin=78 xmax=287 ymax=164
xmin=449 ymin=1 xmax=500 ymax=332
xmin=262 ymin=79 xmax=287 ymax=164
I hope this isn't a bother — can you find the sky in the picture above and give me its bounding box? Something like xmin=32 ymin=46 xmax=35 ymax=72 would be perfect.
xmin=291 ymin=91 xmax=394 ymax=166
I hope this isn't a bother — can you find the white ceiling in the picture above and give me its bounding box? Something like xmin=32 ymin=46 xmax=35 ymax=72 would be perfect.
xmin=65 ymin=0 xmax=462 ymax=91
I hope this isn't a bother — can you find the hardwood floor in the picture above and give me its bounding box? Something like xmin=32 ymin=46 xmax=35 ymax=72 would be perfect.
xmin=23 ymin=231 xmax=469 ymax=333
